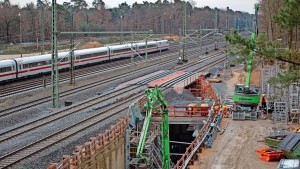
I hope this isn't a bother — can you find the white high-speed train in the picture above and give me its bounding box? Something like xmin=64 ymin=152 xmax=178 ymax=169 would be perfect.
xmin=0 ymin=40 xmax=169 ymax=82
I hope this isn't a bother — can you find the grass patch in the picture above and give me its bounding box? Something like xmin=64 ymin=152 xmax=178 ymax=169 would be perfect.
xmin=0 ymin=44 xmax=8 ymax=51
xmin=1 ymin=46 xmax=30 ymax=55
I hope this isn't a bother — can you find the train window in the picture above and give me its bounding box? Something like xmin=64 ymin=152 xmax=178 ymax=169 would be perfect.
xmin=138 ymin=45 xmax=146 ymax=49
xmin=37 ymin=61 xmax=47 ymax=66
xmin=139 ymin=44 xmax=156 ymax=49
xmin=146 ymin=44 xmax=156 ymax=48
xmin=81 ymin=52 xmax=107 ymax=59
xmin=60 ymin=57 xmax=68 ymax=62
xmin=97 ymin=51 xmax=107 ymax=56
xmin=23 ymin=61 xmax=48 ymax=69
xmin=29 ymin=63 xmax=37 ymax=68
xmin=0 ymin=67 xmax=12 ymax=73
xmin=23 ymin=64 xmax=29 ymax=69
xmin=114 ymin=48 xmax=131 ymax=53
xmin=78 ymin=55 xmax=88 ymax=59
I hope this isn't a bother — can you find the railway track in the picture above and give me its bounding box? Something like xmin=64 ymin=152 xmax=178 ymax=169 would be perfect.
xmin=0 ymin=52 xmax=226 ymax=145
xmin=0 ymin=46 xmax=227 ymax=168
xmin=0 ymin=42 xmax=181 ymax=96
xmin=0 ymin=86 xmax=155 ymax=169
xmin=0 ymin=85 xmax=142 ymax=143
xmin=0 ymin=40 xmax=220 ymax=97
xmin=0 ymin=43 xmax=224 ymax=117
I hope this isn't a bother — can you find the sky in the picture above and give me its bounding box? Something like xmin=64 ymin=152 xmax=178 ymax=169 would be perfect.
xmin=11 ymin=0 xmax=259 ymax=14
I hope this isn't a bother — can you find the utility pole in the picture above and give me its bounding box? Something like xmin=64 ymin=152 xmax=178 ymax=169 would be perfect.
xmin=130 ymin=31 xmax=135 ymax=78
xmin=51 ymin=0 xmax=59 ymax=109
xmin=178 ymin=28 xmax=183 ymax=64
xmin=238 ymin=18 xmax=240 ymax=33
xmin=199 ymin=25 xmax=202 ymax=49
xmin=145 ymin=31 xmax=148 ymax=60
xmin=215 ymin=9 xmax=219 ymax=50
xmin=215 ymin=9 xmax=219 ymax=31
xmin=40 ymin=6 xmax=45 ymax=54
xmin=69 ymin=9 xmax=75 ymax=85
xmin=18 ymin=12 xmax=22 ymax=58
xmin=234 ymin=15 xmax=237 ymax=30
xmin=182 ymin=0 xmax=188 ymax=62
xmin=254 ymin=3 xmax=259 ymax=36
xmin=120 ymin=15 xmax=123 ymax=44
xmin=226 ymin=7 xmax=229 ymax=32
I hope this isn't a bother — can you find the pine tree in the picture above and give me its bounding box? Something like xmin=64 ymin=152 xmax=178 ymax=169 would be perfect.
xmin=225 ymin=1 xmax=300 ymax=88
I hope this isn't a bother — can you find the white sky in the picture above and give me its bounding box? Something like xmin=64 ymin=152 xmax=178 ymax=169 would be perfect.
xmin=11 ymin=0 xmax=258 ymax=13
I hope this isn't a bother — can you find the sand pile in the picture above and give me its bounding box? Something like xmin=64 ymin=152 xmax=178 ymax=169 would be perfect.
xmin=164 ymin=89 xmax=201 ymax=106
xmin=79 ymin=41 xmax=103 ymax=49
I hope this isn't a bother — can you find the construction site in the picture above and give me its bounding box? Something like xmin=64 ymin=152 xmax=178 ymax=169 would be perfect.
xmin=0 ymin=0 xmax=300 ymax=169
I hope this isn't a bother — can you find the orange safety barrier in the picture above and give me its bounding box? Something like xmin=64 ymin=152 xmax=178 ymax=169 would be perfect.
xmin=256 ymin=148 xmax=285 ymax=161
xmin=189 ymin=75 xmax=220 ymax=108
xmin=48 ymin=116 xmax=129 ymax=169
xmin=164 ymin=106 xmax=210 ymax=117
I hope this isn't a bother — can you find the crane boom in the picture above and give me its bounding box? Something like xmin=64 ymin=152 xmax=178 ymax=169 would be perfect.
xmin=136 ymin=86 xmax=170 ymax=169
xmin=232 ymin=4 xmax=260 ymax=120
xmin=245 ymin=32 xmax=256 ymax=89
xmin=245 ymin=3 xmax=259 ymax=88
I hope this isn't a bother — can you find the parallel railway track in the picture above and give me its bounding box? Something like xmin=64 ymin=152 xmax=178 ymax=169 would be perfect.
xmin=0 ymin=51 xmax=227 ymax=168
xmin=0 ymin=43 xmax=224 ymax=117
xmin=0 ymin=86 xmax=154 ymax=169
xmin=0 ymin=40 xmax=220 ymax=97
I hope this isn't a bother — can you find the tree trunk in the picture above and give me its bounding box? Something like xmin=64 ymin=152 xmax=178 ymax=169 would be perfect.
xmin=5 ymin=22 xmax=10 ymax=43
xmin=289 ymin=29 xmax=293 ymax=49
xmin=295 ymin=25 xmax=298 ymax=48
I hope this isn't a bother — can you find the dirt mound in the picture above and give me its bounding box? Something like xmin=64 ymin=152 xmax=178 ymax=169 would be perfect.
xmin=162 ymin=35 xmax=180 ymax=41
xmin=164 ymin=89 xmax=201 ymax=106
xmin=79 ymin=41 xmax=103 ymax=49
xmin=237 ymin=68 xmax=261 ymax=87
xmin=250 ymin=68 xmax=261 ymax=87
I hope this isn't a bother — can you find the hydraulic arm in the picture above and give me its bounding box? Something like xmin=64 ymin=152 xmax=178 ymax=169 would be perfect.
xmin=136 ymin=86 xmax=170 ymax=169
xmin=244 ymin=32 xmax=256 ymax=91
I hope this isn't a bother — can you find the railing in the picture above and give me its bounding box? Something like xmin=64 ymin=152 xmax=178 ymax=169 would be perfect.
xmin=173 ymin=115 xmax=213 ymax=169
xmin=48 ymin=116 xmax=129 ymax=169
xmin=164 ymin=106 xmax=211 ymax=117
xmin=173 ymin=75 xmax=221 ymax=169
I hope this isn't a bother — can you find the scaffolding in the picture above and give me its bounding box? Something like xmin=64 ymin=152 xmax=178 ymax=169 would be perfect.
xmin=260 ymin=62 xmax=300 ymax=129
xmin=129 ymin=123 xmax=162 ymax=169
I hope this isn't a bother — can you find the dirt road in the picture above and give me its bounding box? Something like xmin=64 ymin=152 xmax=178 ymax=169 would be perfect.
xmin=196 ymin=119 xmax=278 ymax=169
xmin=189 ymin=70 xmax=279 ymax=169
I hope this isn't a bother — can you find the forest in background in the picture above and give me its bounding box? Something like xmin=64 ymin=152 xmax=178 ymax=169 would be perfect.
xmin=226 ymin=0 xmax=300 ymax=87
xmin=0 ymin=0 xmax=254 ymax=45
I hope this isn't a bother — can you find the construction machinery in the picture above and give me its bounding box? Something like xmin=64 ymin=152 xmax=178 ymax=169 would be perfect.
xmin=136 ymin=86 xmax=171 ymax=169
xmin=232 ymin=4 xmax=260 ymax=120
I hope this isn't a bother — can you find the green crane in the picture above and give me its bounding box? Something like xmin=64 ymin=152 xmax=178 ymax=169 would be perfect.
xmin=232 ymin=4 xmax=260 ymax=119
xmin=136 ymin=86 xmax=170 ymax=169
